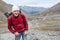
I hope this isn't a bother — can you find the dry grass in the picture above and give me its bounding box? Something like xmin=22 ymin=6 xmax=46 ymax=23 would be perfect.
xmin=0 ymin=23 xmax=7 ymax=28
xmin=31 ymin=26 xmax=60 ymax=31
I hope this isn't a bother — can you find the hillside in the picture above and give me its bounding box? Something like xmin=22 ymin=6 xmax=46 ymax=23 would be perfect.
xmin=0 ymin=0 xmax=12 ymax=23
xmin=29 ymin=2 xmax=60 ymax=31
xmin=0 ymin=0 xmax=12 ymax=12
xmin=0 ymin=0 xmax=12 ymax=31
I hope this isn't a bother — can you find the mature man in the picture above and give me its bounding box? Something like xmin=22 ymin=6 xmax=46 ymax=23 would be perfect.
xmin=7 ymin=5 xmax=28 ymax=40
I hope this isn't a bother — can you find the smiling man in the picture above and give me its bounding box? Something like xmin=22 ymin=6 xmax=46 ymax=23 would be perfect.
xmin=7 ymin=5 xmax=28 ymax=40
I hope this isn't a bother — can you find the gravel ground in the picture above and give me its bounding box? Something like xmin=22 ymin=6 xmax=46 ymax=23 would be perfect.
xmin=0 ymin=29 xmax=60 ymax=40
xmin=0 ymin=22 xmax=60 ymax=40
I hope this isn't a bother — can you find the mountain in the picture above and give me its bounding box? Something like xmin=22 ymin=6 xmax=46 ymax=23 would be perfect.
xmin=38 ymin=2 xmax=60 ymax=16
xmin=20 ymin=6 xmax=47 ymax=14
xmin=30 ymin=2 xmax=60 ymax=19
xmin=0 ymin=0 xmax=12 ymax=23
xmin=0 ymin=0 xmax=12 ymax=13
xmin=29 ymin=2 xmax=60 ymax=31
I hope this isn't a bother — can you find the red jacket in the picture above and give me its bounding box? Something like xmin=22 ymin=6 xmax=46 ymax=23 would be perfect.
xmin=7 ymin=13 xmax=28 ymax=33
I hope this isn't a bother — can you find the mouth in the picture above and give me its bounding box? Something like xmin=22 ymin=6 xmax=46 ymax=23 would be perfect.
xmin=15 ymin=13 xmax=18 ymax=15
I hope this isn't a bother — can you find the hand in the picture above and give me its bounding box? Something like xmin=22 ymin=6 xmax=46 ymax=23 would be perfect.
xmin=14 ymin=32 xmax=19 ymax=36
xmin=24 ymin=31 xmax=28 ymax=35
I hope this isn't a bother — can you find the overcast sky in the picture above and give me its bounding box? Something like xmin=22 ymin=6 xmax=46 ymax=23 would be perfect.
xmin=3 ymin=0 xmax=60 ymax=8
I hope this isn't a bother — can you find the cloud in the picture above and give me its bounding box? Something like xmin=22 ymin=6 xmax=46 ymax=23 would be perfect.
xmin=3 ymin=0 xmax=60 ymax=8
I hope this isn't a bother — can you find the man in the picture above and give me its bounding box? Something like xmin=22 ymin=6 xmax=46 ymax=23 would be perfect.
xmin=7 ymin=5 xmax=28 ymax=40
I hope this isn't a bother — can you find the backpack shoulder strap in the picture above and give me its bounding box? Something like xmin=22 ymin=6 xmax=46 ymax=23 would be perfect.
xmin=21 ymin=14 xmax=26 ymax=28
xmin=10 ymin=16 xmax=14 ymax=28
xmin=21 ymin=14 xmax=25 ymax=19
xmin=10 ymin=16 xmax=13 ymax=25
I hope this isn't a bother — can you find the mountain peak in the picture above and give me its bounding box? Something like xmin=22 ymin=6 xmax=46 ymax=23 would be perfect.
xmin=50 ymin=2 xmax=60 ymax=11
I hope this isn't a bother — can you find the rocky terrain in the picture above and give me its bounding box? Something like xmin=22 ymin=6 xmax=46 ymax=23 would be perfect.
xmin=0 ymin=0 xmax=60 ymax=40
xmin=0 ymin=0 xmax=12 ymax=22
xmin=0 ymin=0 xmax=12 ymax=12
xmin=28 ymin=2 xmax=60 ymax=31
xmin=0 ymin=22 xmax=60 ymax=40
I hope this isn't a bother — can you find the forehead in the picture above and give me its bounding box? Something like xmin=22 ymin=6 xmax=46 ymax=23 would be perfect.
xmin=13 ymin=10 xmax=20 ymax=12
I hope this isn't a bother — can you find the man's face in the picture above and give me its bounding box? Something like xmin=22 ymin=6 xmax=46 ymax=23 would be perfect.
xmin=12 ymin=10 xmax=20 ymax=16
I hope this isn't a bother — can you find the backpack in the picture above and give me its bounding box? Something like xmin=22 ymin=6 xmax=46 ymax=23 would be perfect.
xmin=4 ymin=11 xmax=26 ymax=28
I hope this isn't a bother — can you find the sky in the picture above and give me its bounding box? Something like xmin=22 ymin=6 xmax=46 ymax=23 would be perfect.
xmin=3 ymin=0 xmax=60 ymax=8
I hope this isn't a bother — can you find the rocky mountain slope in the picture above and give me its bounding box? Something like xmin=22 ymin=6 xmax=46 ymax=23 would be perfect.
xmin=0 ymin=0 xmax=12 ymax=12
xmin=29 ymin=2 xmax=60 ymax=31
xmin=0 ymin=0 xmax=12 ymax=23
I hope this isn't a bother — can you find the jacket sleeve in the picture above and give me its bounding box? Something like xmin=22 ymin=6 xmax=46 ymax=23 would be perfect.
xmin=7 ymin=17 xmax=15 ymax=33
xmin=22 ymin=14 xmax=28 ymax=31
